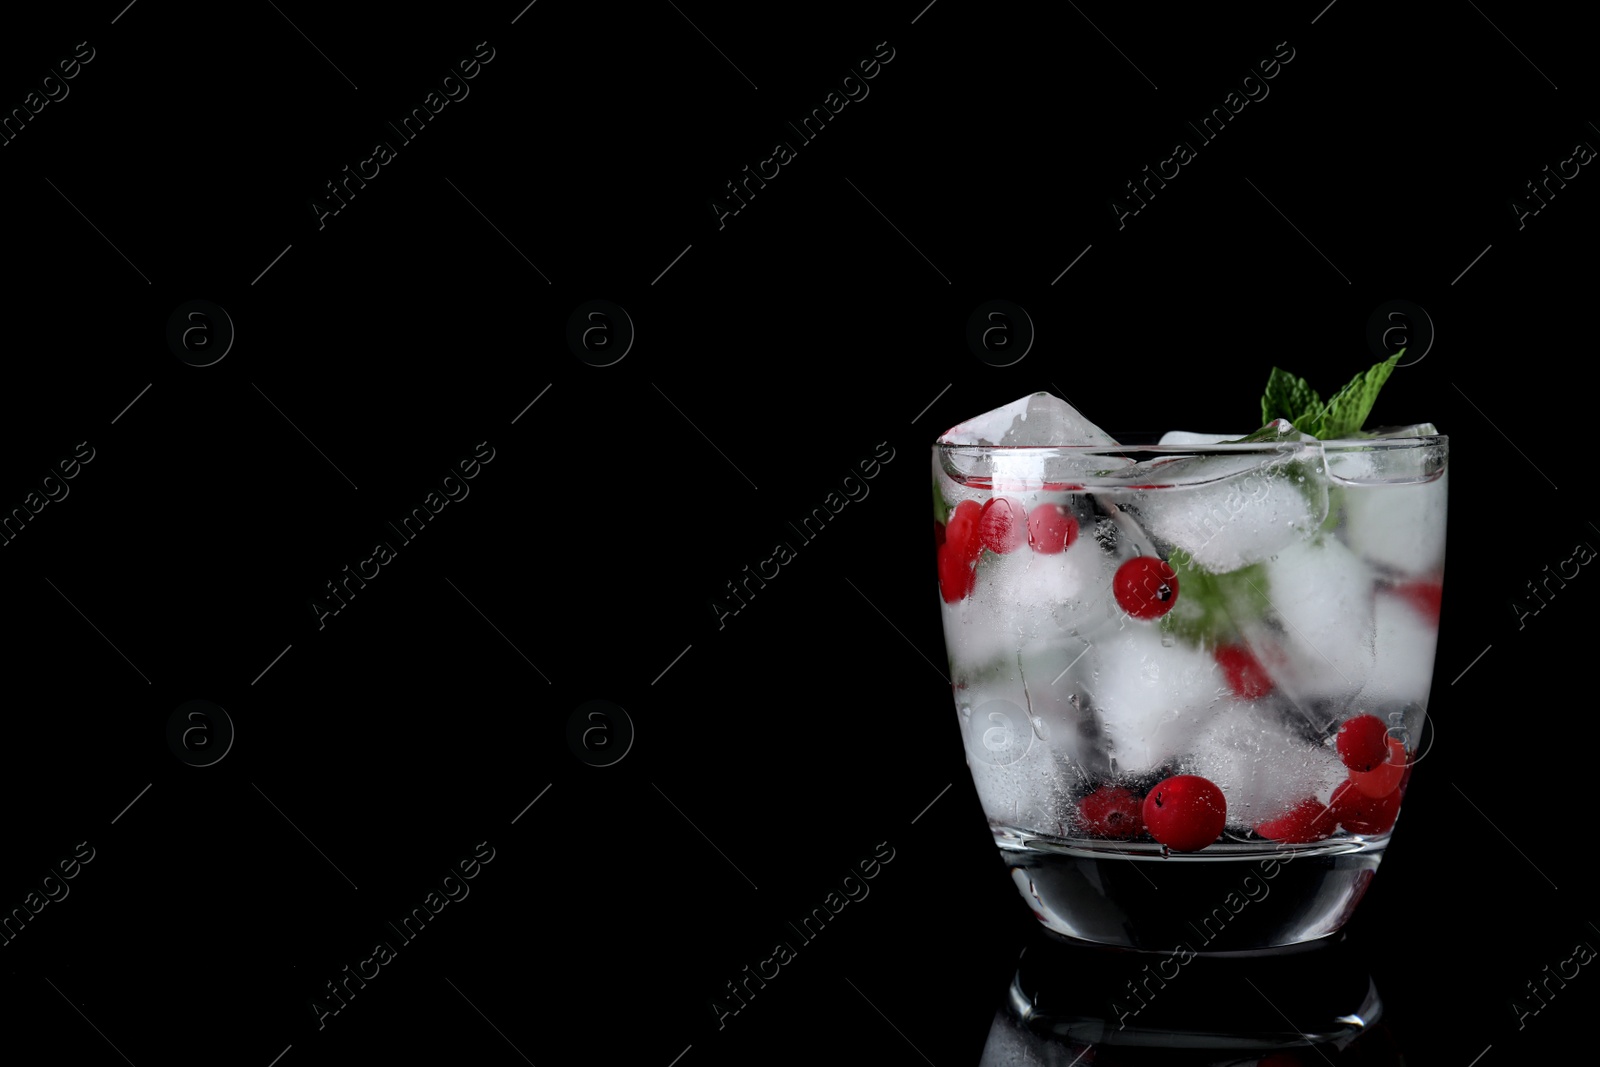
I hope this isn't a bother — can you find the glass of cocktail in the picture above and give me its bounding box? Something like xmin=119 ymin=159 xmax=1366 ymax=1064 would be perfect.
xmin=933 ymin=383 xmax=1445 ymax=952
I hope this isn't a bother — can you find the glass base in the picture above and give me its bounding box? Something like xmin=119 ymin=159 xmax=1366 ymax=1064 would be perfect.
xmin=993 ymin=932 xmax=1386 ymax=1058
xmin=998 ymin=826 xmax=1386 ymax=952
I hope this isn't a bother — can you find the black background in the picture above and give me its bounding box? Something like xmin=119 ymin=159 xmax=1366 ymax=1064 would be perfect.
xmin=1 ymin=2 xmax=1592 ymax=1064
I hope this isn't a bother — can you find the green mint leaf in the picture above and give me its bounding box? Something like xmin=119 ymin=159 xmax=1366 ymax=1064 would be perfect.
xmin=1315 ymin=351 xmax=1402 ymax=439
xmin=1159 ymin=555 xmax=1268 ymax=646
xmin=1257 ymin=352 xmax=1405 ymax=439
xmin=1261 ymin=368 xmax=1322 ymax=431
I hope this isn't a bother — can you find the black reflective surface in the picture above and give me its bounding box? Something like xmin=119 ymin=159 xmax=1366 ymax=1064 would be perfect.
xmin=2 ymin=2 xmax=1594 ymax=1065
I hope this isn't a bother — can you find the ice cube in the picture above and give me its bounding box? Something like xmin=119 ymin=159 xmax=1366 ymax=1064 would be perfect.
xmin=940 ymin=627 xmax=1107 ymax=783
xmin=1339 ymin=470 xmax=1448 ymax=575
xmin=980 ymin=535 xmax=1117 ymax=629
xmin=1158 ymin=430 xmax=1249 ymax=445
xmin=1366 ymin=423 xmax=1440 ymax=438
xmin=1118 ymin=441 xmax=1329 ymax=573
xmin=939 ymin=392 xmax=1119 ymax=447
xmin=1089 ymin=623 xmax=1230 ymax=775
xmin=942 ymin=541 xmax=1111 ymax=677
xmin=1254 ymin=536 xmax=1377 ymax=703
xmin=937 ymin=395 xmax=1137 ymax=495
xmin=1016 ymin=639 xmax=1114 ymax=781
xmin=1183 ymin=708 xmax=1349 ymax=829
xmin=958 ymin=694 xmax=1069 ymax=830
xmin=942 ymin=516 xmax=1123 ymax=674
xmin=1356 ymin=584 xmax=1440 ymax=707
xmin=941 ymin=595 xmax=1023 ymax=676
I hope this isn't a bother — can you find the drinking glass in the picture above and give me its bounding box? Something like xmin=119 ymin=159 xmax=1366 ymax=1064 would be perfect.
xmin=933 ymin=432 xmax=1446 ymax=950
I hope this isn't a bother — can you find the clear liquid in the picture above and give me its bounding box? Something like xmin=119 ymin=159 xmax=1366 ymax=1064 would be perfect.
xmin=1000 ymin=830 xmax=1385 ymax=952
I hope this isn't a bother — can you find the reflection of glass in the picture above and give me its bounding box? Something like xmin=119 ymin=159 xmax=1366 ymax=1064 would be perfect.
xmin=934 ymin=434 xmax=1447 ymax=950
xmin=981 ymin=932 xmax=1402 ymax=1065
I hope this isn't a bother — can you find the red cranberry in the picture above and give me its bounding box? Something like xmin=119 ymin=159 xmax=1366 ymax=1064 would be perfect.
xmin=1393 ymin=579 xmax=1443 ymax=623
xmin=1336 ymin=714 xmax=1390 ymax=772
xmin=1348 ymin=737 xmax=1407 ymax=798
xmin=1330 ymin=780 xmax=1402 ymax=835
xmin=1255 ymin=797 xmax=1337 ymax=843
xmin=979 ymin=497 xmax=1027 ymax=554
xmin=1142 ymin=775 xmax=1226 ymax=852
xmin=1078 ymin=786 xmax=1145 ymax=839
xmin=1216 ymin=644 xmax=1273 ymax=699
xmin=938 ymin=500 xmax=985 ymax=603
xmin=1114 ymin=557 xmax=1180 ymax=620
xmin=1026 ymin=503 xmax=1079 ymax=554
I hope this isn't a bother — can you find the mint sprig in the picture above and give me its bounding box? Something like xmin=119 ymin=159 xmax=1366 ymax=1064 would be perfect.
xmin=1258 ymin=351 xmax=1403 ymax=439
xmin=1315 ymin=352 xmax=1402 ymax=438
xmin=1261 ymin=369 xmax=1321 ymax=431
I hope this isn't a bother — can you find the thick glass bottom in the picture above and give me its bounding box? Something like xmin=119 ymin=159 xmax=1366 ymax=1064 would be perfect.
xmin=998 ymin=826 xmax=1386 ymax=953
xmin=990 ymin=931 xmax=1387 ymax=1058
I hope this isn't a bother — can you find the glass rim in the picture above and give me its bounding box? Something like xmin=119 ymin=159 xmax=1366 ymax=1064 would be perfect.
xmin=935 ymin=433 xmax=1447 ymax=453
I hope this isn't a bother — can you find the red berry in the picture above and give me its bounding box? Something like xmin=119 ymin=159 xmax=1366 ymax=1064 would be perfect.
xmin=1142 ymin=775 xmax=1226 ymax=852
xmin=1255 ymin=797 xmax=1337 ymax=843
xmin=934 ymin=519 xmax=946 ymax=548
xmin=1336 ymin=715 xmax=1391 ymax=772
xmin=1392 ymin=579 xmax=1443 ymax=623
xmin=1348 ymin=737 xmax=1408 ymax=798
xmin=979 ymin=497 xmax=1027 ymax=554
xmin=938 ymin=500 xmax=986 ymax=603
xmin=1215 ymin=644 xmax=1273 ymax=700
xmin=1330 ymin=780 xmax=1402 ymax=835
xmin=1078 ymin=786 xmax=1145 ymax=839
xmin=1026 ymin=503 xmax=1078 ymax=554
xmin=937 ymin=542 xmax=976 ymax=603
xmin=945 ymin=499 xmax=984 ymax=564
xmin=1113 ymin=557 xmax=1180 ymax=620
